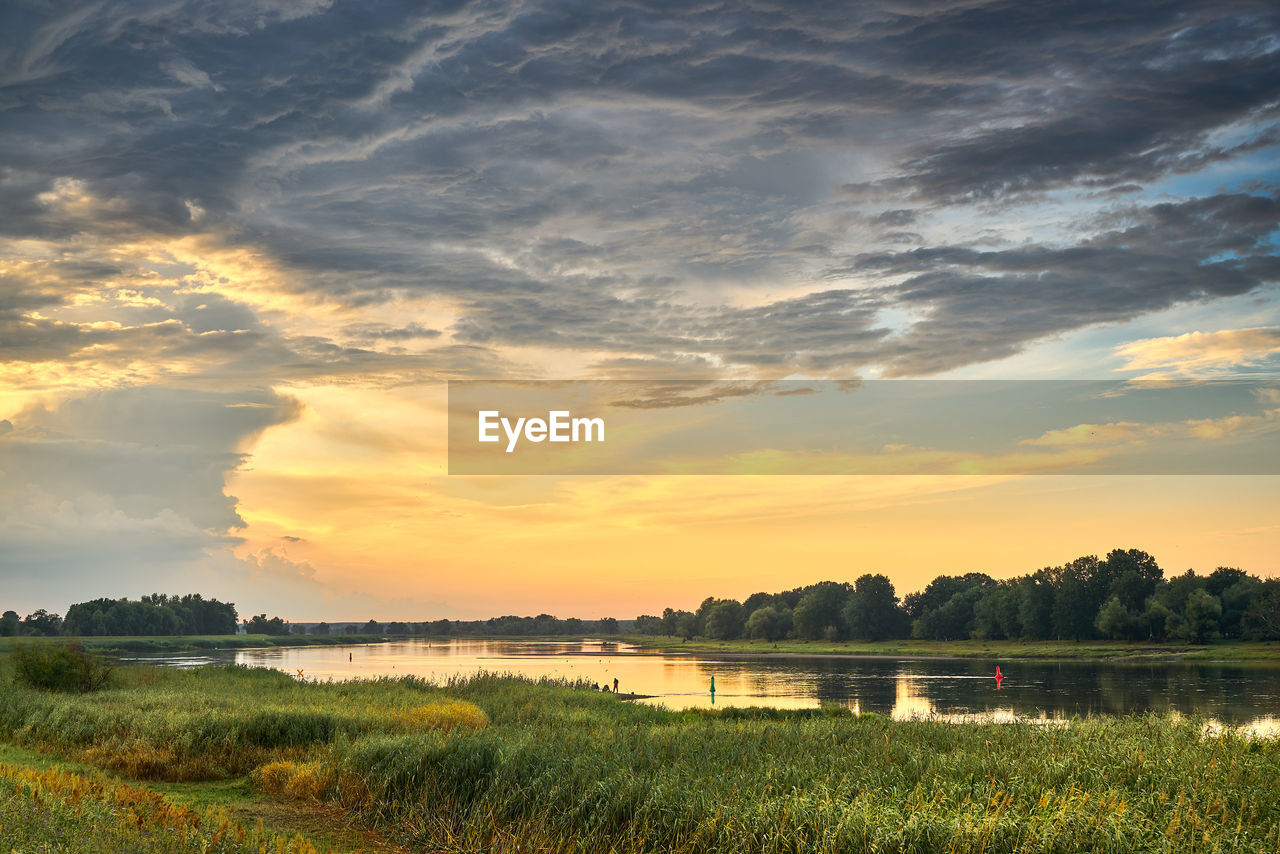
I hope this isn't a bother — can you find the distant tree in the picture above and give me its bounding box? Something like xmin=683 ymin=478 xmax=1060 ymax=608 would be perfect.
xmin=1162 ymin=570 xmax=1206 ymax=615
xmin=661 ymin=608 xmax=681 ymax=635
xmin=844 ymin=574 xmax=903 ymax=641
xmin=1096 ymin=595 xmax=1141 ymax=640
xmin=1017 ymin=570 xmax=1057 ymax=640
xmin=386 ymin=622 xmax=409 ymax=635
xmin=663 ymin=609 xmax=694 ymax=637
xmin=1219 ymin=578 xmax=1260 ymax=638
xmin=313 ymin=621 xmax=330 ymax=636
xmin=634 ymin=615 xmax=664 ymax=635
xmin=704 ymin=600 xmax=745 ymax=640
xmin=692 ymin=597 xmax=718 ymax=637
xmin=0 ymin=610 xmax=18 ymax=637
xmin=1052 ymin=558 xmax=1097 ymax=641
xmin=1102 ymin=549 xmax=1163 ymax=612
xmin=973 ymin=583 xmax=1022 ymax=641
xmin=1180 ymin=590 xmax=1223 ymax=644
xmin=1242 ymin=580 xmax=1280 ymax=640
xmin=792 ymin=582 xmax=850 ymax=640
xmin=746 ymin=605 xmax=792 ymax=641
xmin=918 ymin=588 xmax=983 ymax=640
xmin=362 ymin=619 xmax=382 ymax=635
xmin=243 ymin=614 xmax=290 ymax=636
xmin=1205 ymin=567 xmax=1250 ymax=599
xmin=561 ymin=617 xmax=583 ymax=635
xmin=597 ymin=617 xmax=619 ymax=635
xmin=21 ymin=609 xmax=63 ymax=637
xmin=1141 ymin=595 xmax=1175 ymax=642
xmin=742 ymin=592 xmax=774 ymax=614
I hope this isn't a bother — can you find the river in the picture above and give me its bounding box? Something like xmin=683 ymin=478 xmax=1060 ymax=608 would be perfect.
xmin=125 ymin=638 xmax=1280 ymax=731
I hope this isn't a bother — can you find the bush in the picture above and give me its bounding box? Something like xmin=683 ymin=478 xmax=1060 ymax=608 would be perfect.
xmin=12 ymin=642 xmax=113 ymax=693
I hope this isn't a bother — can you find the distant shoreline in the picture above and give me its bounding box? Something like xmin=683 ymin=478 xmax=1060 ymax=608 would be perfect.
xmin=4 ymin=633 xmax=1278 ymax=664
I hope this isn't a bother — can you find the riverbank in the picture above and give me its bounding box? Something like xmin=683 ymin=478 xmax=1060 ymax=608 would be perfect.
xmin=1 ymin=664 xmax=1278 ymax=852
xmin=0 ymin=633 xmax=387 ymax=656
xmin=624 ymin=635 xmax=1280 ymax=663
xmin=6 ymin=633 xmax=1278 ymax=663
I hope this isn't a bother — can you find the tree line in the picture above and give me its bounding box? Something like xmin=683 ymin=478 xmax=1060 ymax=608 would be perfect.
xmin=633 ymin=549 xmax=1280 ymax=644
xmin=292 ymin=615 xmax=623 ymax=637
xmin=1 ymin=594 xmax=237 ymax=637
xmin=5 ymin=550 xmax=1276 ymax=645
xmin=0 ymin=600 xmax=625 ymax=639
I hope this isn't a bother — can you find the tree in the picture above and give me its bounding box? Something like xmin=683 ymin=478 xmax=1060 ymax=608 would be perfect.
xmin=703 ymin=600 xmax=745 ymax=640
xmin=1219 ymin=578 xmax=1259 ymax=638
xmin=746 ymin=606 xmax=791 ymax=641
xmin=920 ymin=588 xmax=983 ymax=640
xmin=972 ymin=583 xmax=1022 ymax=640
xmin=1242 ymin=580 xmax=1280 ymax=640
xmin=1096 ymin=595 xmax=1140 ymax=640
xmin=844 ymin=574 xmax=903 ymax=641
xmin=0 ymin=610 xmax=18 ymax=637
xmin=597 ymin=617 xmax=619 ymax=635
xmin=1102 ymin=549 xmax=1163 ymax=611
xmin=634 ymin=615 xmax=664 ymax=635
xmin=1017 ymin=570 xmax=1057 ymax=640
xmin=21 ymin=609 xmax=62 ymax=637
xmin=313 ymin=621 xmax=330 ymax=636
xmin=1052 ymin=560 xmax=1096 ymax=641
xmin=1180 ymin=589 xmax=1222 ymax=644
xmin=792 ymin=582 xmax=850 ymax=640
xmin=243 ymin=614 xmax=290 ymax=636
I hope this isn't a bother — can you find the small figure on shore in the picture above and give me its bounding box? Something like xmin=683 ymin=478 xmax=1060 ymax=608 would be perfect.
xmin=348 ymin=652 xmax=352 ymax=662
xmin=613 ymin=677 xmax=619 ymax=694
xmin=602 ymin=683 xmax=610 ymax=693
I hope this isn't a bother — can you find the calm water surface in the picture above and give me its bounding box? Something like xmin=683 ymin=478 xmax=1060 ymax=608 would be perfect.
xmin=135 ymin=639 xmax=1280 ymax=730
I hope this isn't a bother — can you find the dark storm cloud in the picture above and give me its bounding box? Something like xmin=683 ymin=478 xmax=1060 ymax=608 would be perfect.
xmin=850 ymin=193 xmax=1280 ymax=375
xmin=0 ymin=0 xmax=1277 ymax=379
xmin=1 ymin=387 xmax=302 ymax=535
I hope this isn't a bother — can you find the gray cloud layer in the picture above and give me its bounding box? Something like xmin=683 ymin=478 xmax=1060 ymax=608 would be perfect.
xmin=2 ymin=0 xmax=1278 ymax=612
xmin=2 ymin=0 xmax=1277 ymax=381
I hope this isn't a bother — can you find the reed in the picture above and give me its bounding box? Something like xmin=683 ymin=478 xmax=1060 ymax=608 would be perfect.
xmin=2 ymin=665 xmax=1277 ymax=852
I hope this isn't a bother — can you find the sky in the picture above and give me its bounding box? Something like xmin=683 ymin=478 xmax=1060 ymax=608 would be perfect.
xmin=1 ymin=0 xmax=1278 ymax=621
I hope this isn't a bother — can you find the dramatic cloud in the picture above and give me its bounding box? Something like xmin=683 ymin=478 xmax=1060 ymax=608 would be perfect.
xmin=1116 ymin=327 xmax=1280 ymax=376
xmin=2 ymin=0 xmax=1278 ymax=614
xmin=0 ymin=387 xmax=300 ymax=584
xmin=1 ymin=0 xmax=1276 ymax=385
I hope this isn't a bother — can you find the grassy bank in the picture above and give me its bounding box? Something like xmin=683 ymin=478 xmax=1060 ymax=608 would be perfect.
xmin=625 ymin=635 xmax=1280 ymax=663
xmin=8 ymin=633 xmax=1276 ymax=662
xmin=0 ymin=633 xmax=386 ymax=655
xmin=2 ymin=663 xmax=1279 ymax=853
xmin=0 ymin=746 xmax=327 ymax=853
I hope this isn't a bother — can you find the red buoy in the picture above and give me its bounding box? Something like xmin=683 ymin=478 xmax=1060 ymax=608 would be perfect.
xmin=995 ymin=666 xmax=1004 ymax=690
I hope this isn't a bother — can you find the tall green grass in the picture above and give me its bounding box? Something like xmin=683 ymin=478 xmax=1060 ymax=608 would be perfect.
xmin=2 ymin=666 xmax=1277 ymax=853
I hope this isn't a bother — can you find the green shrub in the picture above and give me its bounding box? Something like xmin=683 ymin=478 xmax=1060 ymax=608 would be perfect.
xmin=12 ymin=642 xmax=113 ymax=693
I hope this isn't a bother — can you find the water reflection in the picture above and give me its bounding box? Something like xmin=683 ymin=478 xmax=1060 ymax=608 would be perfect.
xmin=200 ymin=639 xmax=1280 ymax=729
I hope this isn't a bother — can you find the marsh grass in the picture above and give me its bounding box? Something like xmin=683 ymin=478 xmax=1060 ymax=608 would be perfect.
xmin=2 ymin=665 xmax=1278 ymax=853
xmin=0 ymin=761 xmax=323 ymax=853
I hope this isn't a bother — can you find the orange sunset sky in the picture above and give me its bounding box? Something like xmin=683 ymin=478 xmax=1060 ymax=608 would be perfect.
xmin=2 ymin=1 xmax=1278 ymax=620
